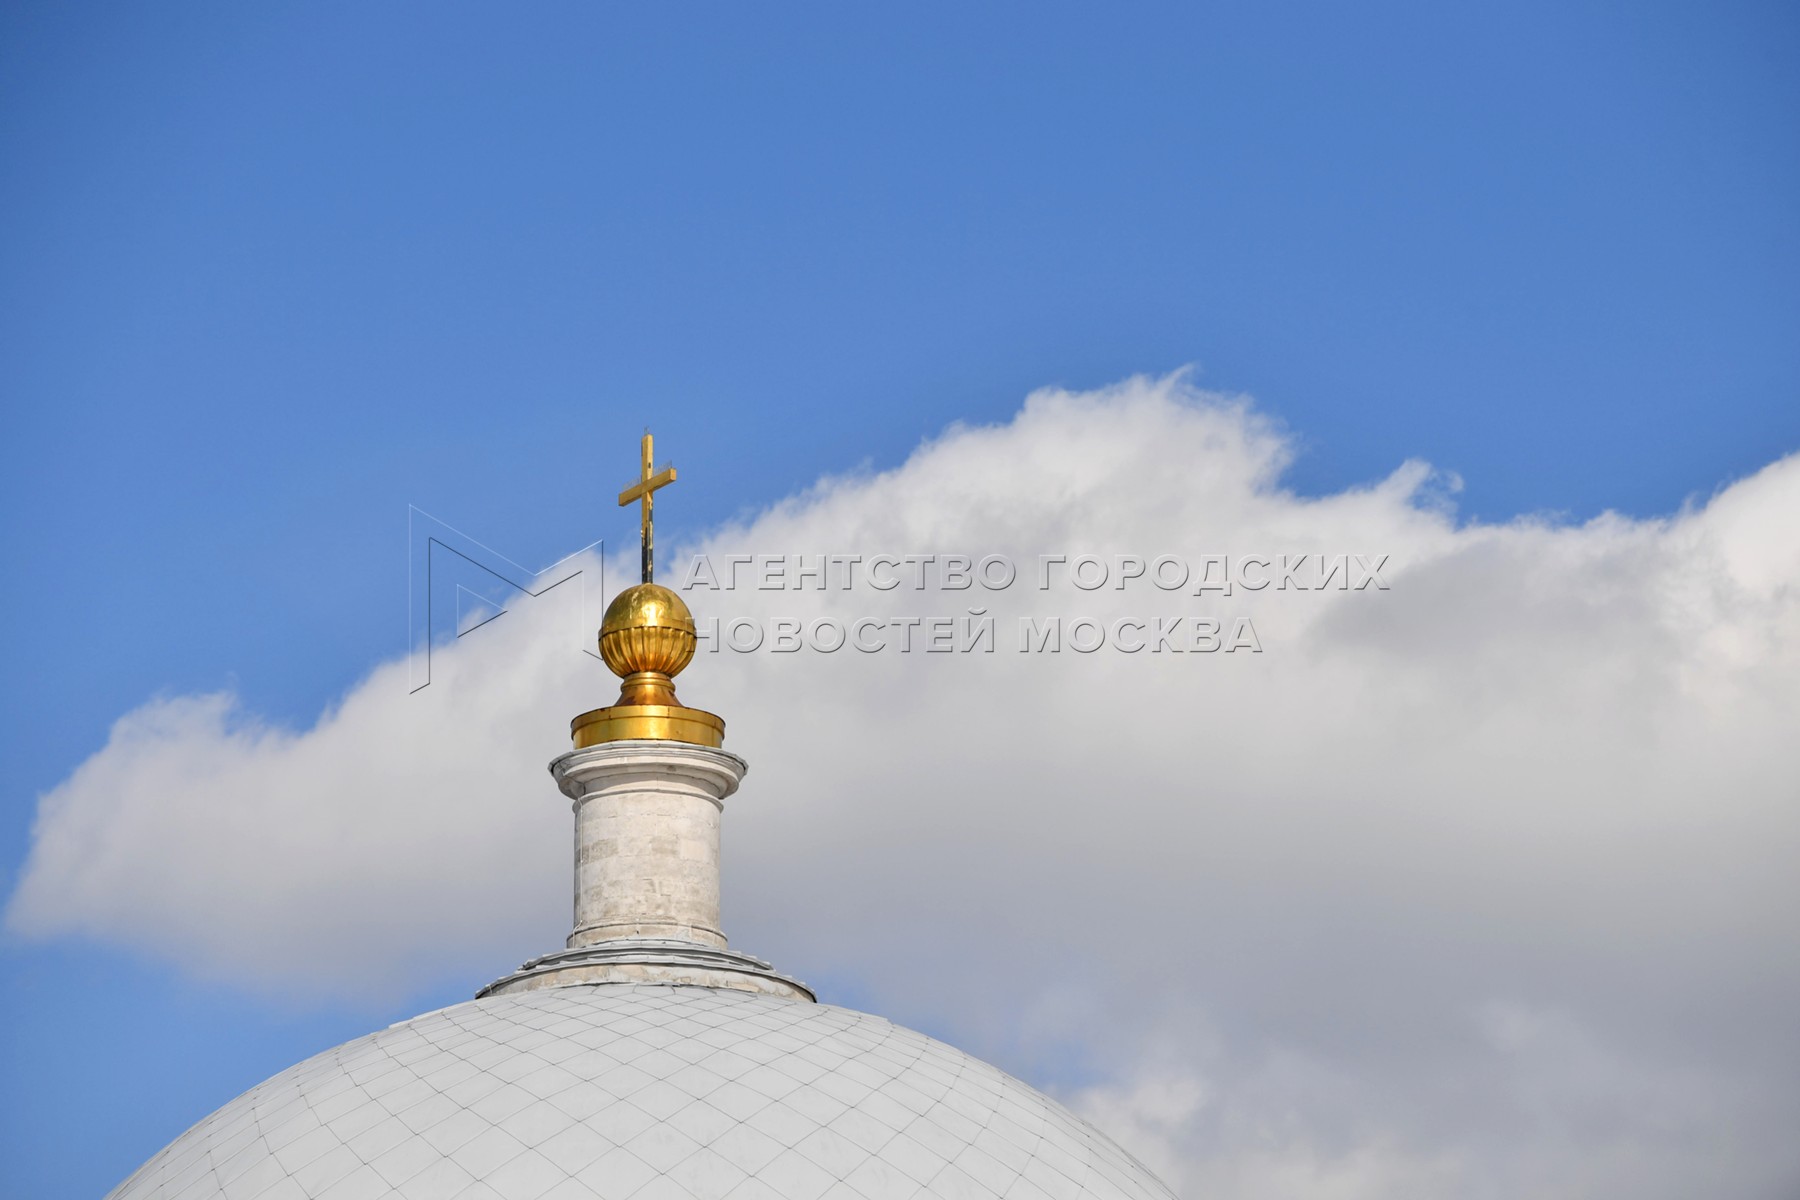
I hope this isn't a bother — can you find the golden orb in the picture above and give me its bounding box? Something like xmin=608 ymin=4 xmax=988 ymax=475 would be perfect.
xmin=577 ymin=582 xmax=721 ymax=745
xmin=599 ymin=582 xmax=697 ymax=678
xmin=598 ymin=583 xmax=697 ymax=715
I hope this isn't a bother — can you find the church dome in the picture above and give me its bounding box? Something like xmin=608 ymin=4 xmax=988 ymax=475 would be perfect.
xmin=109 ymin=438 xmax=1177 ymax=1199
xmin=108 ymin=983 xmax=1175 ymax=1200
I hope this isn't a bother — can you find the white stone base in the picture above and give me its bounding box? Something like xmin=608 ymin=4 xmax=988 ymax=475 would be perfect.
xmin=553 ymin=740 xmax=746 ymax=950
xmin=479 ymin=938 xmax=813 ymax=1001
xmin=481 ymin=738 xmax=815 ymax=1002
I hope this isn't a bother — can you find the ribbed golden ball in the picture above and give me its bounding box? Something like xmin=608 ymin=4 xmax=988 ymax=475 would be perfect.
xmin=599 ymin=583 xmax=697 ymax=679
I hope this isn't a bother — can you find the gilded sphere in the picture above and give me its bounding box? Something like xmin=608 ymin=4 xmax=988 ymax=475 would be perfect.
xmin=599 ymin=583 xmax=697 ymax=679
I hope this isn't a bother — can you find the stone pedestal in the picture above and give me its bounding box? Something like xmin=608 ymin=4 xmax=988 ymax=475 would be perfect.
xmin=481 ymin=739 xmax=812 ymax=1001
xmin=560 ymin=740 xmax=742 ymax=948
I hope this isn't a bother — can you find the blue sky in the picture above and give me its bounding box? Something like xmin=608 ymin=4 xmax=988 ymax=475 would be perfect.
xmin=2 ymin=4 xmax=1797 ymax=1196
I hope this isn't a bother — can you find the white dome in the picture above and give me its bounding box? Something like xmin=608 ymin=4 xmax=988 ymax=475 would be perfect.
xmin=109 ymin=983 xmax=1175 ymax=1200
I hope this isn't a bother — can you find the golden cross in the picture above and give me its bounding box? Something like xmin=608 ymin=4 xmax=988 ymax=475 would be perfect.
xmin=618 ymin=431 xmax=677 ymax=583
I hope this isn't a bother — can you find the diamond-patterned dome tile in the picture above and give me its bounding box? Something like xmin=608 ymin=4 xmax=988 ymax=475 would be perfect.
xmin=108 ymin=985 xmax=1176 ymax=1200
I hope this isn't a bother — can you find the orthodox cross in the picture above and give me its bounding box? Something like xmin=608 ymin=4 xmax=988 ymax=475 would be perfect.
xmin=618 ymin=431 xmax=677 ymax=584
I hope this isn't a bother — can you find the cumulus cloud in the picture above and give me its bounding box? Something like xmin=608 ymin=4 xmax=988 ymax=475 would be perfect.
xmin=10 ymin=375 xmax=1800 ymax=1197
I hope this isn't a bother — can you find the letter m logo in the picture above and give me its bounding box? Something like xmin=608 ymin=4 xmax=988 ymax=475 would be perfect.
xmin=407 ymin=505 xmax=608 ymax=693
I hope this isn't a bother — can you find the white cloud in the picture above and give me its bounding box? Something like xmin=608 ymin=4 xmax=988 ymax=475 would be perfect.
xmin=10 ymin=374 xmax=1800 ymax=1195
